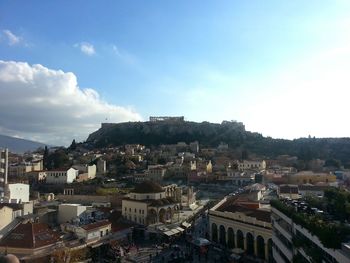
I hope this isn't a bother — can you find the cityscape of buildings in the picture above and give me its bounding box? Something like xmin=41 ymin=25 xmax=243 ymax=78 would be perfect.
xmin=1 ymin=125 xmax=350 ymax=262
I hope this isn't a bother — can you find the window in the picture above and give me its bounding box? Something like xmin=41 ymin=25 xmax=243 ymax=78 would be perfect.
xmin=125 ymin=207 xmax=127 ymax=211
xmin=135 ymin=208 xmax=137 ymax=213
xmin=106 ymin=229 xmax=109 ymax=235
xmin=100 ymin=231 xmax=103 ymax=237
xmin=139 ymin=209 xmax=141 ymax=214
xmin=147 ymin=195 xmax=149 ymax=199
xmin=129 ymin=208 xmax=131 ymax=212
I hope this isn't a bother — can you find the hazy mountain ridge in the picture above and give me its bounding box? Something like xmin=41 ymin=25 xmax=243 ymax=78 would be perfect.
xmin=86 ymin=121 xmax=350 ymax=167
xmin=0 ymin=134 xmax=47 ymax=153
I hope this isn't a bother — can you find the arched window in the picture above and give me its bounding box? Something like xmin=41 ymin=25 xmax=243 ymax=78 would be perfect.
xmin=246 ymin=232 xmax=254 ymax=255
xmin=237 ymin=230 xmax=244 ymax=249
xmin=257 ymin=235 xmax=265 ymax=259
xmin=227 ymin=227 xmax=235 ymax=249
xmin=219 ymin=225 xmax=226 ymax=246
xmin=211 ymin=223 xmax=218 ymax=243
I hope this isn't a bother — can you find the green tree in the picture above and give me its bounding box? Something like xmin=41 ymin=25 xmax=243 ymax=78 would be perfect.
xmin=69 ymin=139 xmax=77 ymax=151
xmin=43 ymin=146 xmax=49 ymax=170
xmin=47 ymin=150 xmax=70 ymax=169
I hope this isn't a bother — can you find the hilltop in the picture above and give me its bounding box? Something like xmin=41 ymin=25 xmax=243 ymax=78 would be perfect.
xmin=85 ymin=120 xmax=350 ymax=167
xmin=0 ymin=134 xmax=47 ymax=153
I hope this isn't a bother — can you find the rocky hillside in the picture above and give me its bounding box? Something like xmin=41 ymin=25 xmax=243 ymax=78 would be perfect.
xmin=86 ymin=121 xmax=350 ymax=167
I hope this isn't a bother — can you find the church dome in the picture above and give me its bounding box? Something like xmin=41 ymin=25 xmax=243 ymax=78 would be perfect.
xmin=132 ymin=181 xmax=163 ymax=193
xmin=0 ymin=254 xmax=20 ymax=263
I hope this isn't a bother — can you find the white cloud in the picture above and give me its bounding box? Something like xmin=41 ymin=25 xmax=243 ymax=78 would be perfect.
xmin=75 ymin=42 xmax=96 ymax=56
xmin=2 ymin=30 xmax=21 ymax=45
xmin=111 ymin=44 xmax=137 ymax=65
xmin=0 ymin=60 xmax=142 ymax=145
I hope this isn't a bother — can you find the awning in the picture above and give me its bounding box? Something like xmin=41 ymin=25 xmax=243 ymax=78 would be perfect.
xmin=181 ymin=222 xmax=191 ymax=228
xmin=171 ymin=229 xmax=180 ymax=235
xmin=164 ymin=230 xmax=176 ymax=236
xmin=176 ymin=227 xmax=185 ymax=232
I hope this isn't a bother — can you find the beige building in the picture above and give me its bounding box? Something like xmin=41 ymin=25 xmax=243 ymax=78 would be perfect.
xmin=58 ymin=203 xmax=86 ymax=224
xmin=122 ymin=181 xmax=180 ymax=225
xmin=73 ymin=164 xmax=96 ymax=180
xmin=289 ymin=171 xmax=336 ymax=185
xmin=0 ymin=204 xmax=22 ymax=232
xmin=226 ymin=169 xmax=255 ymax=186
xmin=278 ymin=184 xmax=300 ymax=200
xmin=71 ymin=220 xmax=111 ymax=244
xmin=209 ymin=197 xmax=272 ymax=262
xmin=147 ymin=165 xmax=166 ymax=182
xmin=237 ymin=160 xmax=266 ymax=171
xmin=9 ymin=160 xmax=43 ymax=177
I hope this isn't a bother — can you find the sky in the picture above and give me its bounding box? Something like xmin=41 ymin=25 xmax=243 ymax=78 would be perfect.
xmin=1 ymin=1 xmax=350 ymax=146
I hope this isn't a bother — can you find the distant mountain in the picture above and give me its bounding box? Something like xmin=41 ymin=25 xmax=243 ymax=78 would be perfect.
xmin=86 ymin=120 xmax=350 ymax=167
xmin=0 ymin=134 xmax=47 ymax=153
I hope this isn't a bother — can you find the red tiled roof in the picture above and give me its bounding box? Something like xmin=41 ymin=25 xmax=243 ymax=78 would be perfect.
xmin=216 ymin=199 xmax=271 ymax=223
xmin=0 ymin=222 xmax=60 ymax=249
xmin=81 ymin=220 xmax=111 ymax=231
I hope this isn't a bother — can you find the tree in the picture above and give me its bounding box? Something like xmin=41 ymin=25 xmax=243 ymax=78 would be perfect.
xmin=43 ymin=146 xmax=49 ymax=170
xmin=324 ymin=159 xmax=341 ymax=168
xmin=47 ymin=150 xmax=70 ymax=169
xmin=69 ymin=139 xmax=77 ymax=151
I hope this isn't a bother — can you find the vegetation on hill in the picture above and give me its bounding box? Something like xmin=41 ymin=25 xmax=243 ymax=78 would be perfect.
xmin=85 ymin=121 xmax=350 ymax=167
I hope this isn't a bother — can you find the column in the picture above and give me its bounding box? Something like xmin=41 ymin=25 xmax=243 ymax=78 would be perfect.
xmin=243 ymin=237 xmax=246 ymax=250
xmin=254 ymin=237 xmax=258 ymax=257
xmin=265 ymin=243 xmax=269 ymax=262
xmin=218 ymin=228 xmax=220 ymax=244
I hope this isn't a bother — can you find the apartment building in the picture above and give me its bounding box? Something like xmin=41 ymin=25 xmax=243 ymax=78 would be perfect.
xmin=271 ymin=199 xmax=350 ymax=263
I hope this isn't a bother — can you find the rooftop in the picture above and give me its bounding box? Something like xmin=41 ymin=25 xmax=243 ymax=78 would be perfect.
xmin=271 ymin=188 xmax=350 ymax=249
xmin=81 ymin=220 xmax=111 ymax=231
xmin=0 ymin=222 xmax=60 ymax=249
xmin=216 ymin=199 xmax=271 ymax=223
xmin=132 ymin=181 xmax=164 ymax=194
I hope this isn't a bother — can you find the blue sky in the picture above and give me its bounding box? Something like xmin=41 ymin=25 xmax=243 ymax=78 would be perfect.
xmin=1 ymin=1 xmax=350 ymax=145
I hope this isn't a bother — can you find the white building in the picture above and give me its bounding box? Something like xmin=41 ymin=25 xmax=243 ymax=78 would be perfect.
xmin=7 ymin=183 xmax=30 ymax=203
xmin=46 ymin=168 xmax=78 ymax=184
xmin=58 ymin=203 xmax=86 ymax=224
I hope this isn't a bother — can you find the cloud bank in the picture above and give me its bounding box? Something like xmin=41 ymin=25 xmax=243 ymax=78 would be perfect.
xmin=0 ymin=60 xmax=142 ymax=145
